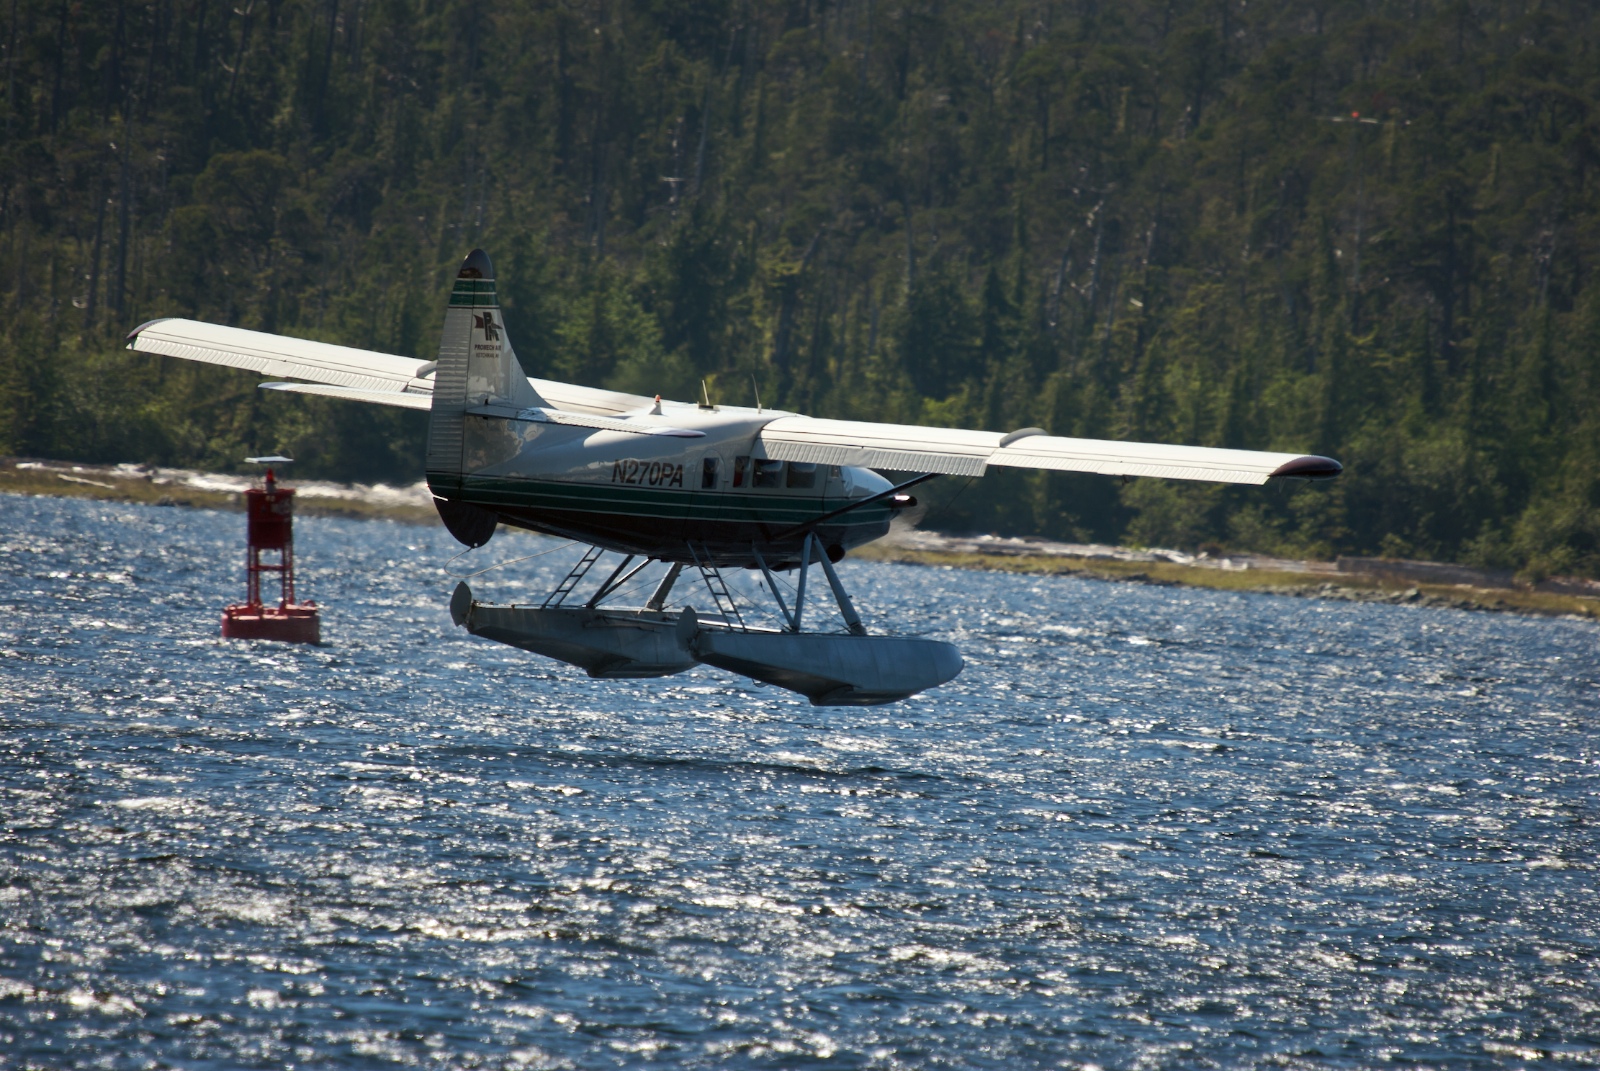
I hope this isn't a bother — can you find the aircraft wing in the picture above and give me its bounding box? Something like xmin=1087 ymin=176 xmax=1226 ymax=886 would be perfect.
xmin=129 ymin=318 xmax=433 ymax=392
xmin=755 ymin=417 xmax=1340 ymax=484
xmin=986 ymin=433 xmax=1341 ymax=483
xmin=129 ymin=318 xmax=1339 ymax=483
xmin=752 ymin=417 xmax=999 ymax=477
xmin=126 ymin=318 xmax=653 ymax=417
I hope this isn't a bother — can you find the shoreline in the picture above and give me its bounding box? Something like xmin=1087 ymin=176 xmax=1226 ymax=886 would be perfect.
xmin=1 ymin=456 xmax=438 ymax=524
xmin=854 ymin=534 xmax=1600 ymax=621
xmin=7 ymin=457 xmax=1597 ymax=622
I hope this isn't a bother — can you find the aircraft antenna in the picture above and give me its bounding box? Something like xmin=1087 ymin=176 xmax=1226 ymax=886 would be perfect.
xmin=750 ymin=373 xmax=762 ymax=413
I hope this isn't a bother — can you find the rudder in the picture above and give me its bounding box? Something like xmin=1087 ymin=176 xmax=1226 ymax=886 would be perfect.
xmin=425 ymin=249 xmax=543 ymax=497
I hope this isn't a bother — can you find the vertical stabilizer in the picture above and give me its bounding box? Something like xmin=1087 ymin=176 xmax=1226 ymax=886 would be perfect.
xmin=426 ymin=249 xmax=543 ymax=494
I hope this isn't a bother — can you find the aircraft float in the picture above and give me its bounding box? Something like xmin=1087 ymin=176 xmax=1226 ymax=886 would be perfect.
xmin=129 ymin=249 xmax=1340 ymax=705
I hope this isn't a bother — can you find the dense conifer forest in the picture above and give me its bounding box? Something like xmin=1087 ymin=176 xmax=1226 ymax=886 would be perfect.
xmin=2 ymin=0 xmax=1598 ymax=576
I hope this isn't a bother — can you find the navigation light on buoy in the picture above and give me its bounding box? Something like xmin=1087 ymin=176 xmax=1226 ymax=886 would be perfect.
xmin=220 ymin=456 xmax=321 ymax=644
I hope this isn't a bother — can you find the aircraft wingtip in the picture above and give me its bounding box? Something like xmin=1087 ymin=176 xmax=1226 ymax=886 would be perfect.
xmin=126 ymin=317 xmax=175 ymax=343
xmin=1270 ymin=455 xmax=1343 ymax=480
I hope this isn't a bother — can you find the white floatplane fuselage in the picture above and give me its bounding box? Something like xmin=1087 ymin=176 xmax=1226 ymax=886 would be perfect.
xmin=428 ymin=399 xmax=904 ymax=570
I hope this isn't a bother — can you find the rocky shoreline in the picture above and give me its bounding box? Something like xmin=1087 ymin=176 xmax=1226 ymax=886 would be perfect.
xmin=855 ymin=530 xmax=1600 ymax=621
xmin=0 ymin=456 xmax=437 ymax=523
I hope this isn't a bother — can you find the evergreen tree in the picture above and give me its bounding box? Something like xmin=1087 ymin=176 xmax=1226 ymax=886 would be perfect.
xmin=1 ymin=0 xmax=1597 ymax=577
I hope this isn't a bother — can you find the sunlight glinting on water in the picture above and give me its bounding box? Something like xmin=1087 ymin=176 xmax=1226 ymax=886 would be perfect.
xmin=1 ymin=493 xmax=1596 ymax=1068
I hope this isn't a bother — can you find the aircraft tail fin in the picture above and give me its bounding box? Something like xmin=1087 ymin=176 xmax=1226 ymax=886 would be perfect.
xmin=426 ymin=249 xmax=543 ymax=492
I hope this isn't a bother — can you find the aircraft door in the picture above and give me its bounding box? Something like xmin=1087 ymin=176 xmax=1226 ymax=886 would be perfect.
xmin=681 ymin=450 xmax=730 ymax=550
xmin=699 ymin=454 xmax=723 ymax=490
xmin=784 ymin=462 xmax=825 ymax=545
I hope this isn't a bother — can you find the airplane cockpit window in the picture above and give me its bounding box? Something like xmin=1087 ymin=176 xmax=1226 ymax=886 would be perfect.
xmin=701 ymin=456 xmax=721 ymax=489
xmin=752 ymin=459 xmax=785 ymax=488
xmin=786 ymin=462 xmax=817 ymax=489
xmin=732 ymin=456 xmax=749 ymax=487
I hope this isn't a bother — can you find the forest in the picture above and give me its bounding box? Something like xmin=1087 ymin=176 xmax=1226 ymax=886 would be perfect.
xmin=1 ymin=0 xmax=1598 ymax=578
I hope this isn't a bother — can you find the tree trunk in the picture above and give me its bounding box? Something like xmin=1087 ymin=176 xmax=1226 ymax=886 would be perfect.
xmin=192 ymin=0 xmax=208 ymax=85
xmin=227 ymin=0 xmax=257 ymax=106
xmin=84 ymin=171 xmax=109 ymax=330
xmin=555 ymin=15 xmax=573 ymax=175
xmin=902 ymin=198 xmax=915 ymax=292
xmin=314 ymin=0 xmax=339 ymax=133
xmin=113 ymin=128 xmax=133 ymax=320
xmin=50 ymin=0 xmax=67 ymax=134
xmin=5 ymin=0 xmax=17 ymax=138
xmin=105 ymin=0 xmax=126 ymax=120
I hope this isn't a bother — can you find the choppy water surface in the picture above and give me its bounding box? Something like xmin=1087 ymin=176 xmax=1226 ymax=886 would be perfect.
xmin=2 ymin=493 xmax=1597 ymax=1069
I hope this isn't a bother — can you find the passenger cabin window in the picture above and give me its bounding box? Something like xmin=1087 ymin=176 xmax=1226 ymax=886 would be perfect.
xmin=786 ymin=462 xmax=817 ymax=489
xmin=701 ymin=456 xmax=721 ymax=489
xmin=732 ymin=456 xmax=749 ymax=487
xmin=752 ymin=459 xmax=785 ymax=488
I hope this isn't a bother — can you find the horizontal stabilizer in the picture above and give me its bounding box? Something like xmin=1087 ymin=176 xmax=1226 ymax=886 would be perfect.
xmin=260 ymin=382 xmax=433 ymax=410
xmin=464 ymin=402 xmax=705 ymax=438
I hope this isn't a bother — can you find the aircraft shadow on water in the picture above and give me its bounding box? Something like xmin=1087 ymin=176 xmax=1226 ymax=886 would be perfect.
xmin=129 ymin=249 xmax=1340 ymax=705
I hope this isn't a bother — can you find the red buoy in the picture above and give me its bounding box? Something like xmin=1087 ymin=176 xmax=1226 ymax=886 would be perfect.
xmin=221 ymin=457 xmax=321 ymax=644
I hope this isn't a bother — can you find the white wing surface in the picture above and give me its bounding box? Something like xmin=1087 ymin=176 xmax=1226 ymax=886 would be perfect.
xmin=129 ymin=318 xmax=433 ymax=392
xmin=755 ymin=418 xmax=1339 ymax=484
xmin=126 ymin=318 xmax=653 ymax=417
xmin=530 ymin=379 xmax=655 ymax=417
xmin=754 ymin=416 xmax=998 ymax=477
xmin=987 ymin=433 xmax=1339 ymax=483
xmin=130 ymin=318 xmax=1339 ymax=484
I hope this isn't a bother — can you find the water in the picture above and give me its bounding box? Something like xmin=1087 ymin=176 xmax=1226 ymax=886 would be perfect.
xmin=2 ymin=492 xmax=1597 ymax=1069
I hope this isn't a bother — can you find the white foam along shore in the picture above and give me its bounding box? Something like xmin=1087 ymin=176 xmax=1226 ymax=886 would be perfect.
xmin=881 ymin=526 xmax=1333 ymax=576
xmin=6 ymin=458 xmax=434 ymax=513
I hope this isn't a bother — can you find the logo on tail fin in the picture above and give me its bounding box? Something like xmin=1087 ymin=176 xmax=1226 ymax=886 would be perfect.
xmin=473 ymin=312 xmax=502 ymax=342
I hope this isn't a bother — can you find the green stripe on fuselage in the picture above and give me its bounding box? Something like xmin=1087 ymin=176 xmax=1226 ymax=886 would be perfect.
xmin=457 ymin=474 xmax=891 ymax=530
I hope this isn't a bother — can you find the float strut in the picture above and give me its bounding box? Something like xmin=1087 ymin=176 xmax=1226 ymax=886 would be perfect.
xmin=586 ymin=554 xmax=651 ymax=608
xmin=792 ymin=534 xmax=815 ymax=634
xmin=752 ymin=546 xmax=796 ymax=631
xmin=645 ymin=562 xmax=684 ymax=610
xmin=818 ymin=543 xmax=868 ymax=636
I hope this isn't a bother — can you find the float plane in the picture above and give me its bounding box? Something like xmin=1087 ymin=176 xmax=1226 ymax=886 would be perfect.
xmin=128 ymin=249 xmax=1340 ymax=705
